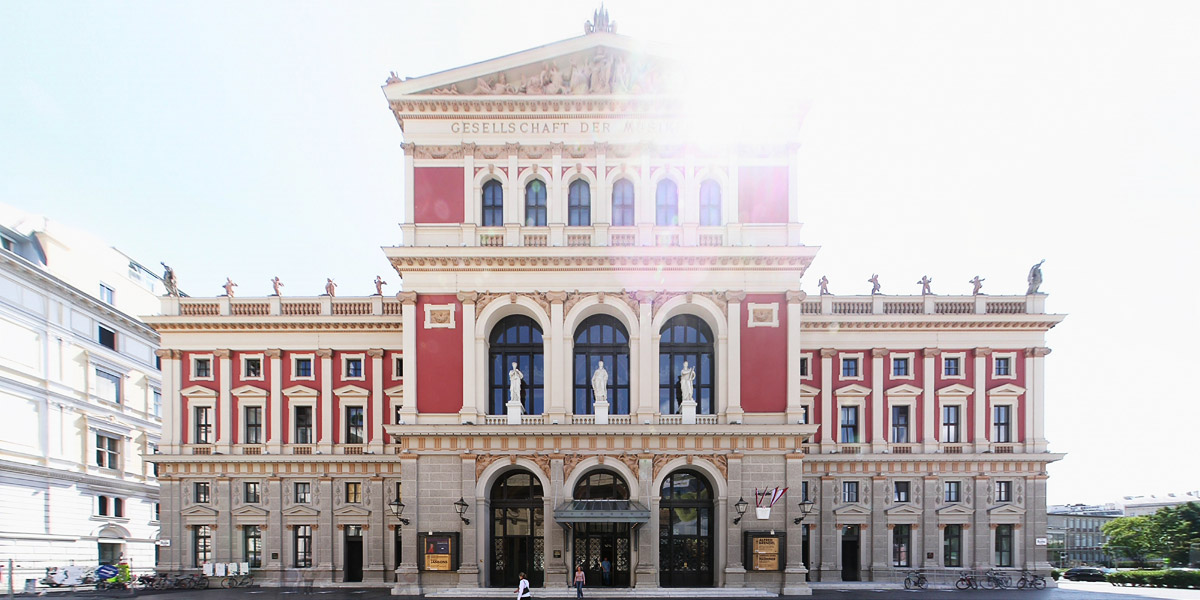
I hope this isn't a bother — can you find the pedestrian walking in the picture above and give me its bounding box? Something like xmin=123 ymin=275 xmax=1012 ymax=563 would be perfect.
xmin=516 ymin=572 xmax=531 ymax=599
xmin=574 ymin=565 xmax=586 ymax=597
xmin=601 ymin=557 xmax=611 ymax=586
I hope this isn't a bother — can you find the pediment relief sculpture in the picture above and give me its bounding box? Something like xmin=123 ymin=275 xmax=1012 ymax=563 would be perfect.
xmin=423 ymin=48 xmax=666 ymax=97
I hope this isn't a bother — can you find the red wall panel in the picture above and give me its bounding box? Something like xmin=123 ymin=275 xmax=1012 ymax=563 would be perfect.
xmin=416 ymin=295 xmax=463 ymax=413
xmin=414 ymin=167 xmax=465 ymax=224
xmin=738 ymin=166 xmax=790 ymax=224
xmin=741 ymin=294 xmax=787 ymax=412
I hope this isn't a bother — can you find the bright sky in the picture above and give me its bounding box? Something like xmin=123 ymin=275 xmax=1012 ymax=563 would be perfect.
xmin=3 ymin=1 xmax=1198 ymax=506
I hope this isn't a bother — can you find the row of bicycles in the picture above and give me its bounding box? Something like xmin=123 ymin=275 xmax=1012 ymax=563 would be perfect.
xmin=98 ymin=572 xmax=255 ymax=590
xmin=899 ymin=569 xmax=1046 ymax=590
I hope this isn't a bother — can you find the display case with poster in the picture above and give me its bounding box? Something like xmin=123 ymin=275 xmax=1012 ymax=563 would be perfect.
xmin=418 ymin=532 xmax=460 ymax=572
xmin=743 ymin=531 xmax=786 ymax=571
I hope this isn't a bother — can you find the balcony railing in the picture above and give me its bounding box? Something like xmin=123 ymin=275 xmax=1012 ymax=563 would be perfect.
xmin=890 ymin=444 xmax=916 ymax=454
xmin=943 ymin=444 xmax=967 ymax=454
xmin=799 ymin=294 xmax=1046 ymax=316
xmin=167 ymin=295 xmax=403 ymax=318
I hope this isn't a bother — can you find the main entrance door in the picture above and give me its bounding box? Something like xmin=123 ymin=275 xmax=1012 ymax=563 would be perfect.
xmin=658 ymin=470 xmax=714 ymax=587
xmin=573 ymin=522 xmax=630 ymax=587
xmin=841 ymin=525 xmax=860 ymax=582
xmin=343 ymin=525 xmax=363 ymax=582
xmin=490 ymin=471 xmax=545 ymax=588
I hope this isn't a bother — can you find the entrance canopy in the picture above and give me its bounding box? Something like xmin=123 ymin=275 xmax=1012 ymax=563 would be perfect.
xmin=554 ymin=499 xmax=649 ymax=524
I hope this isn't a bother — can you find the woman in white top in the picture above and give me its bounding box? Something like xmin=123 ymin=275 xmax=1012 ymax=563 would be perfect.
xmin=515 ymin=572 xmax=531 ymax=599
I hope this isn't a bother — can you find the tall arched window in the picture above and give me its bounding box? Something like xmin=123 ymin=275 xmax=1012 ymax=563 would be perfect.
xmin=490 ymin=470 xmax=544 ymax=588
xmin=659 ymin=314 xmax=715 ymax=415
xmin=568 ymin=180 xmax=591 ymax=226
xmin=699 ymin=180 xmax=722 ymax=226
xmin=658 ymin=470 xmax=714 ymax=587
xmin=525 ymin=180 xmax=547 ymax=226
xmin=611 ymin=179 xmax=635 ymax=226
xmin=655 ymin=180 xmax=679 ymax=226
xmin=482 ymin=180 xmax=504 ymax=227
xmin=573 ymin=315 xmax=630 ymax=415
xmin=573 ymin=468 xmax=629 ymax=500
xmin=489 ymin=315 xmax=544 ymax=415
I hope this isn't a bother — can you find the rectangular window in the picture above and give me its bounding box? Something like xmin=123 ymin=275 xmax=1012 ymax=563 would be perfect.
xmin=295 ymin=357 xmax=313 ymax=378
xmin=95 ymin=369 xmax=121 ymax=404
xmin=995 ymin=356 xmax=1011 ymax=377
xmin=996 ymin=480 xmax=1012 ymax=503
xmin=345 ymin=358 xmax=363 ymax=378
xmin=996 ymin=524 xmax=1014 ymax=567
xmin=244 ymin=406 xmax=262 ymax=444
xmin=96 ymin=434 xmax=119 ymax=469
xmin=194 ymin=357 xmax=212 ymax=378
xmin=893 ymin=524 xmax=912 ymax=567
xmin=346 ymin=482 xmax=362 ymax=504
xmin=801 ymin=481 xmax=810 ymax=502
xmin=394 ymin=405 xmax=403 ymax=425
xmin=98 ymin=325 xmax=116 ymax=350
xmin=891 ymin=405 xmax=910 ymax=443
xmin=194 ymin=482 xmax=210 ymax=503
xmin=345 ymin=406 xmax=364 ymax=444
xmin=244 ymin=525 xmax=262 ymax=568
xmin=150 ymin=444 xmax=158 ymax=476
xmin=892 ymin=357 xmax=909 ymax=377
xmin=194 ymin=525 xmax=212 ymax=567
xmin=244 ymin=357 xmax=262 ymax=378
xmin=798 ymin=356 xmax=809 ymax=378
xmin=98 ymin=495 xmax=109 ymax=516
xmin=841 ymin=357 xmax=859 ymax=378
xmin=944 ymin=524 xmax=962 ymax=567
xmin=294 ymin=406 xmax=313 ymax=444
xmin=244 ymin=481 xmax=260 ymax=503
xmin=295 ymin=525 xmax=313 ymax=567
xmin=945 ymin=481 xmax=961 ymax=503
xmin=840 ymin=406 xmax=859 ymax=443
xmin=295 ymin=482 xmax=311 ymax=504
xmin=842 ymin=481 xmax=859 ymax=503
xmin=0 ymin=235 xmax=13 ymax=252
xmin=194 ymin=406 xmax=213 ymax=444
xmin=99 ymin=284 xmax=115 ymax=305
xmin=154 ymin=503 xmax=160 ymax=521
xmin=993 ymin=405 xmax=1012 ymax=443
xmin=894 ymin=481 xmax=910 ymax=503
xmin=152 ymin=390 xmax=161 ymax=418
xmin=114 ymin=497 xmax=124 ymax=517
xmin=942 ymin=405 xmax=961 ymax=443
xmin=395 ymin=357 xmax=404 ymax=378
xmin=944 ymin=356 xmax=961 ymax=376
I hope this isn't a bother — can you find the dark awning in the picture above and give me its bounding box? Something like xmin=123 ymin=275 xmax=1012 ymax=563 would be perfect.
xmin=553 ymin=499 xmax=650 ymax=523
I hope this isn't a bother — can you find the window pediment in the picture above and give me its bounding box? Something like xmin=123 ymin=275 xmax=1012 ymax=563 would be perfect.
xmin=181 ymin=385 xmax=217 ymax=398
xmin=886 ymin=383 xmax=922 ymax=397
xmin=798 ymin=384 xmax=821 ymax=398
xmin=988 ymin=383 xmax=1026 ymax=397
xmin=334 ymin=505 xmax=371 ymax=518
xmin=835 ymin=383 xmax=872 ymax=397
xmin=937 ymin=383 xmax=974 ymax=397
xmin=885 ymin=504 xmax=923 ymax=517
xmin=282 ymin=384 xmax=319 ymax=397
xmin=833 ymin=503 xmax=872 ymax=519
xmin=282 ymin=505 xmax=320 ymax=518
xmin=936 ymin=504 xmax=974 ymax=517
xmin=988 ymin=504 xmax=1026 ymax=517
xmin=384 ymin=385 xmax=405 ymax=399
xmin=333 ymin=384 xmax=370 ymax=397
xmin=231 ymin=505 xmax=268 ymax=518
xmin=231 ymin=385 xmax=268 ymax=398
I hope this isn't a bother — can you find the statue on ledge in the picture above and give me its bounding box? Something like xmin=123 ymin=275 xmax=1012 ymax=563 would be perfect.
xmin=918 ymin=275 xmax=932 ymax=295
xmin=869 ymin=274 xmax=881 ymax=295
xmin=324 ymin=278 xmax=337 ymax=297
xmin=679 ymin=361 xmax=696 ymax=404
xmin=508 ymin=362 xmax=524 ymax=406
xmin=161 ymin=262 xmax=178 ymax=297
xmin=591 ymin=361 xmax=608 ymax=404
xmin=271 ymin=276 xmax=283 ymax=296
xmin=222 ymin=278 xmax=237 ymax=298
xmin=970 ymin=275 xmax=985 ymax=295
xmin=374 ymin=275 xmax=387 ymax=296
xmin=818 ymin=276 xmax=830 ymax=295
xmin=1026 ymin=260 xmax=1045 ymax=295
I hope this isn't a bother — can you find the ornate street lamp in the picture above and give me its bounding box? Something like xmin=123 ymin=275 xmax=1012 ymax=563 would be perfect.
xmin=793 ymin=499 xmax=816 ymax=525
xmin=453 ymin=497 xmax=471 ymax=524
xmin=733 ymin=497 xmax=749 ymax=525
xmin=388 ymin=498 xmax=410 ymax=526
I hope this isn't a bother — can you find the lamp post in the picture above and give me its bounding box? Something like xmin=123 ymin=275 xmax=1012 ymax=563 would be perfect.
xmin=453 ymin=497 xmax=470 ymax=525
xmin=793 ymin=499 xmax=815 ymax=525
xmin=388 ymin=498 xmax=410 ymax=526
xmin=733 ymin=497 xmax=749 ymax=525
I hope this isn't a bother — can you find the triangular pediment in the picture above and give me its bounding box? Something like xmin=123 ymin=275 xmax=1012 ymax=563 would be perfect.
xmin=937 ymin=503 xmax=974 ymax=516
xmin=885 ymin=503 xmax=923 ymax=517
xmin=886 ymin=384 xmax=923 ymax=397
xmin=282 ymin=505 xmax=320 ymax=518
xmin=988 ymin=383 xmax=1026 ymax=397
xmin=835 ymin=384 xmax=872 ymax=397
xmin=384 ymin=384 xmax=404 ymax=399
xmin=180 ymin=504 xmax=218 ymax=518
xmin=282 ymin=384 xmax=319 ymax=398
xmin=333 ymin=384 xmax=369 ymax=398
xmin=334 ymin=505 xmax=372 ymax=518
xmin=180 ymin=385 xmax=217 ymax=398
xmin=798 ymin=384 xmax=821 ymax=398
xmin=231 ymin=505 xmax=269 ymax=517
xmin=833 ymin=503 xmax=872 ymax=517
xmin=385 ymin=33 xmax=674 ymax=98
xmin=231 ymin=384 xmax=268 ymax=398
xmin=989 ymin=504 xmax=1027 ymax=516
xmin=938 ymin=383 xmax=974 ymax=397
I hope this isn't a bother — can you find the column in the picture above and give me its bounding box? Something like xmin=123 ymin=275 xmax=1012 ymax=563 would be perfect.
xmin=785 ymin=291 xmax=806 ymax=423
xmin=922 ymin=477 xmax=939 ymax=569
xmin=393 ymin=455 xmax=421 ymax=594
xmin=635 ymin=292 xmax=656 ymax=423
xmin=458 ymin=454 xmax=479 ymax=587
xmin=546 ymin=291 xmax=567 ymax=423
xmin=922 ymin=349 xmax=938 ymax=453
xmin=634 ymin=454 xmax=658 ymax=588
xmin=402 ymin=143 xmax=416 ymax=239
xmin=463 ymin=143 xmax=476 ymax=225
xmin=782 ymin=454 xmax=812 ymax=595
xmin=725 ymin=291 xmax=745 ymax=422
xmin=369 ymin=349 xmax=385 ymax=452
xmin=973 ymin=476 xmax=990 ymax=568
xmin=267 ymin=349 xmax=283 ymax=453
xmin=317 ymin=477 xmax=334 ymax=571
xmin=595 ymin=143 xmax=609 ymax=224
xmin=458 ymin=292 xmax=478 ymax=424
xmin=399 ymin=292 xmax=418 ymax=422
xmin=973 ymin=348 xmax=991 ymax=452
xmin=819 ymin=349 xmax=835 ymax=452
xmin=318 ymin=349 xmax=333 ymax=453
xmin=1029 ymin=348 xmax=1050 ymax=452
xmin=725 ymin=453 xmax=746 ymax=588
xmin=871 ymin=349 xmax=886 ymax=452
xmin=368 ymin=476 xmax=386 ymax=577
xmin=1029 ymin=474 xmax=1052 ymax=571
xmin=870 ymin=477 xmax=888 ymax=577
xmin=215 ymin=349 xmax=232 ymax=451
xmin=155 ymin=349 xmax=181 ymax=451
xmin=546 ymin=455 xmax=568 ymax=582
xmin=818 ymin=476 xmax=839 ymax=581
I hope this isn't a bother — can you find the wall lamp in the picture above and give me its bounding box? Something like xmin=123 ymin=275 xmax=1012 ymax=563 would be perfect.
xmin=388 ymin=498 xmax=410 ymax=526
xmin=793 ymin=499 xmax=816 ymax=525
xmin=454 ymin=497 xmax=471 ymax=524
xmin=733 ymin=497 xmax=749 ymax=525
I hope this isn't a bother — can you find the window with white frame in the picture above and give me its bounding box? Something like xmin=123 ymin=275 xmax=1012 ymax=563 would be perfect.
xmin=244 ymin=481 xmax=260 ymax=503
xmin=995 ymin=480 xmax=1012 ymax=503
xmin=94 ymin=368 xmax=122 ymax=404
xmin=99 ymin=284 xmax=115 ymax=305
xmin=993 ymin=352 xmax=1017 ymax=379
xmin=993 ymin=405 xmax=1012 ymax=443
xmin=891 ymin=405 xmax=910 ymax=443
xmin=941 ymin=353 xmax=965 ymax=378
xmin=293 ymin=354 xmax=314 ymax=379
xmin=894 ymin=481 xmax=910 ymax=502
xmin=97 ymin=495 xmax=110 ymax=516
xmin=193 ymin=406 xmax=213 ymax=444
xmin=798 ymin=355 xmax=810 ymax=378
xmin=842 ymin=481 xmax=859 ymax=503
xmin=344 ymin=356 xmax=364 ymax=379
xmin=244 ymin=405 xmax=263 ymax=444
xmin=152 ymin=389 xmax=161 ymax=418
xmin=840 ymin=405 xmax=859 ymax=443
xmin=346 ymin=481 xmax=362 ymax=503
xmin=96 ymin=433 xmax=120 ymax=469
xmin=345 ymin=406 xmax=364 ymax=444
xmin=942 ymin=404 xmax=962 ymax=443
xmin=293 ymin=405 xmax=314 ymax=444
xmin=394 ymin=356 xmax=404 ymax=379
xmin=243 ymin=355 xmax=263 ymax=379
xmin=892 ymin=356 xmax=910 ymax=377
xmin=841 ymin=356 xmax=860 ymax=378
xmin=295 ymin=482 xmax=311 ymax=503
xmin=97 ymin=324 xmax=117 ymax=350
xmin=193 ymin=481 xmax=210 ymax=503
xmin=192 ymin=355 xmax=213 ymax=380
xmin=944 ymin=480 xmax=961 ymax=503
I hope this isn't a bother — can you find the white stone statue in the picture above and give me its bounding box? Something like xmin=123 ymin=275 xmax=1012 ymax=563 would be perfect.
xmin=679 ymin=361 xmax=696 ymax=404
xmin=591 ymin=361 xmax=608 ymax=403
xmin=1026 ymin=260 xmax=1045 ymax=295
xmin=508 ymin=362 xmax=524 ymax=406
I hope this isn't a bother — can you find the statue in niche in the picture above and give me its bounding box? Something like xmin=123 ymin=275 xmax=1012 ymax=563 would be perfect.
xmin=918 ymin=275 xmax=932 ymax=295
xmin=222 ymin=278 xmax=237 ymax=298
xmin=591 ymin=361 xmax=609 ymax=404
xmin=868 ymin=274 xmax=881 ymax=295
xmin=969 ymin=276 xmax=985 ymax=295
xmin=271 ymin=276 xmax=283 ymax=296
xmin=818 ymin=276 xmax=830 ymax=295
xmin=508 ymin=362 xmax=524 ymax=407
xmin=373 ymin=275 xmax=387 ymax=296
xmin=1026 ymin=260 xmax=1045 ymax=294
xmin=161 ymin=263 xmax=178 ymax=297
xmin=679 ymin=361 xmax=696 ymax=404
xmin=324 ymin=278 xmax=337 ymax=297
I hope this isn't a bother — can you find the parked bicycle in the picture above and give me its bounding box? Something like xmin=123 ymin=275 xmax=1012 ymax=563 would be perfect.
xmin=904 ymin=570 xmax=929 ymax=589
xmin=181 ymin=573 xmax=210 ymax=589
xmin=1017 ymin=571 xmax=1047 ymax=590
xmin=222 ymin=573 xmax=255 ymax=588
xmin=956 ymin=570 xmax=980 ymax=590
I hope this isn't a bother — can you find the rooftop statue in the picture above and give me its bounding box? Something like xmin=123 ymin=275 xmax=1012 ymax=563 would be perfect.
xmin=1026 ymin=260 xmax=1045 ymax=295
xmin=918 ymin=275 xmax=932 ymax=295
xmin=325 ymin=278 xmax=337 ymax=297
xmin=584 ymin=4 xmax=616 ymax=34
xmin=970 ymin=276 xmax=985 ymax=295
xmin=818 ymin=276 xmax=830 ymax=295
xmin=869 ymin=274 xmax=881 ymax=295
xmin=271 ymin=276 xmax=283 ymax=296
xmin=374 ymin=276 xmax=387 ymax=296
xmin=161 ymin=262 xmax=178 ymax=297
xmin=222 ymin=278 xmax=237 ymax=298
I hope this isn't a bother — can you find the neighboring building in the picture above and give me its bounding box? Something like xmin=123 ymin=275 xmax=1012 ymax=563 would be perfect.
xmin=148 ymin=18 xmax=1065 ymax=594
xmin=1046 ymin=506 xmax=1120 ymax=567
xmin=0 ymin=206 xmax=163 ymax=583
xmin=1120 ymin=492 xmax=1200 ymax=517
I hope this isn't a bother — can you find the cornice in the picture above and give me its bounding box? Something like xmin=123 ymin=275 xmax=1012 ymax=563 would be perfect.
xmin=388 ymin=253 xmax=814 ymax=273
xmin=147 ymin=321 xmax=402 ymax=332
xmin=390 ymin=97 xmax=681 ymax=118
xmin=806 ymin=452 xmax=1066 ymax=464
xmin=800 ymin=318 xmax=1064 ymax=331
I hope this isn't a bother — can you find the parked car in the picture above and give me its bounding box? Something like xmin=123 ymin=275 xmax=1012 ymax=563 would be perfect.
xmin=1064 ymin=567 xmax=1107 ymax=581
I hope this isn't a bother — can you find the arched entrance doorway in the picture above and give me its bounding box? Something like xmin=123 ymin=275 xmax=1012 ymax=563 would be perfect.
xmin=490 ymin=470 xmax=544 ymax=588
xmin=570 ymin=469 xmax=631 ymax=587
xmin=659 ymin=469 xmax=715 ymax=587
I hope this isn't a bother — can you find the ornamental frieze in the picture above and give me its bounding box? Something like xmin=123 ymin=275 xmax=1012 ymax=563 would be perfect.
xmin=413 ymin=145 xmax=465 ymax=159
xmin=419 ymin=48 xmax=666 ymax=97
xmin=651 ymin=453 xmax=728 ymax=481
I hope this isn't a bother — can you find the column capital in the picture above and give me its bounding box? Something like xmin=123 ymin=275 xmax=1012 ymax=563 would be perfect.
xmin=871 ymin=348 xmax=888 ymax=358
xmin=635 ymin=290 xmax=657 ymax=304
xmin=785 ymin=290 xmax=807 ymax=304
xmin=316 ymin=349 xmax=333 ymax=358
xmin=265 ymin=348 xmax=283 ymax=358
xmin=457 ymin=291 xmax=479 ymax=304
xmin=1026 ymin=347 xmax=1052 ymax=357
xmin=544 ymin=290 xmax=569 ymax=304
xmin=214 ymin=349 xmax=231 ymax=359
xmin=400 ymin=142 xmax=415 ymax=156
xmin=923 ymin=348 xmax=941 ymax=357
xmin=396 ymin=291 xmax=418 ymax=305
xmin=975 ymin=347 xmax=993 ymax=357
xmin=154 ymin=349 xmax=182 ymax=359
xmin=724 ymin=290 xmax=746 ymax=303
xmin=819 ymin=348 xmax=838 ymax=358
xmin=368 ymin=349 xmax=385 ymax=358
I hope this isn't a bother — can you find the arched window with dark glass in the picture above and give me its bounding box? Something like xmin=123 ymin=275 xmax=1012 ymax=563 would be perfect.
xmin=573 ymin=315 xmax=630 ymax=415
xmin=655 ymin=180 xmax=679 ymax=226
xmin=489 ymin=315 xmax=544 ymax=415
xmin=573 ymin=468 xmax=629 ymax=500
xmin=482 ymin=179 xmax=504 ymax=227
xmin=490 ymin=470 xmax=544 ymax=588
xmin=525 ymin=180 xmax=547 ymax=226
xmin=699 ymin=180 xmax=722 ymax=226
xmin=611 ymin=179 xmax=635 ymax=226
xmin=572 ymin=468 xmax=634 ymax=586
xmin=659 ymin=470 xmax=714 ymax=587
xmin=659 ymin=314 xmax=715 ymax=415
xmin=568 ymin=179 xmax=591 ymax=226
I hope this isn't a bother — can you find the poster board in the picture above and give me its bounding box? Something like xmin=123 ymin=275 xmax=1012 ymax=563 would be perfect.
xmin=418 ymin=532 xmax=459 ymax=572
xmin=743 ymin=531 xmax=786 ymax=572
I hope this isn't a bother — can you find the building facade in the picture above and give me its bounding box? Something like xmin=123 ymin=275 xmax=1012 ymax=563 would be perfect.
xmin=0 ymin=207 xmax=163 ymax=583
xmin=149 ymin=25 xmax=1064 ymax=594
xmin=1045 ymin=506 xmax=1119 ymax=568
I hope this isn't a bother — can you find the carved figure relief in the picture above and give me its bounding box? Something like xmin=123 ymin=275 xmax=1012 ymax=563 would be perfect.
xmin=421 ymin=48 xmax=663 ymax=97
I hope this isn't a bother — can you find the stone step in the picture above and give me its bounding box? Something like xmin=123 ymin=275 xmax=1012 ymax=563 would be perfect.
xmin=426 ymin=587 xmax=780 ymax=598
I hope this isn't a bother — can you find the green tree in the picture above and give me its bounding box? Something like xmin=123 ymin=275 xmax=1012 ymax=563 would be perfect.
xmin=1153 ymin=502 xmax=1200 ymax=567
xmin=1103 ymin=516 xmax=1158 ymax=567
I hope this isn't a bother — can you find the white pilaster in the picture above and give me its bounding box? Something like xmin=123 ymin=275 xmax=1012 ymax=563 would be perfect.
xmin=785 ymin=291 xmax=806 ymax=422
xmin=463 ymin=145 xmax=476 ymax=225
xmin=973 ymin=348 xmax=990 ymax=452
xmin=922 ymin=349 xmax=938 ymax=453
xmin=399 ymin=293 xmax=418 ymax=422
xmin=459 ymin=293 xmax=478 ymax=424
xmin=547 ymin=292 xmax=567 ymax=422
xmin=157 ymin=350 xmax=181 ymax=451
xmin=871 ymin=348 xmax=885 ymax=452
xmin=636 ymin=292 xmax=656 ymax=423
xmin=268 ymin=349 xmax=282 ymax=454
xmin=369 ymin=348 xmax=384 ymax=452
xmin=216 ymin=349 xmax=232 ymax=451
xmin=725 ymin=291 xmax=744 ymax=422
xmin=819 ymin=349 xmax=835 ymax=451
xmin=318 ymin=348 xmax=333 ymax=452
xmin=1030 ymin=347 xmax=1050 ymax=452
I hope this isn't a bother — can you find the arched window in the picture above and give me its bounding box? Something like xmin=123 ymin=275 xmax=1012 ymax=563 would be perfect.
xmin=490 ymin=470 xmax=544 ymax=588
xmin=655 ymin=179 xmax=679 ymax=226
xmin=659 ymin=470 xmax=714 ymax=587
xmin=573 ymin=468 xmax=629 ymax=500
xmin=699 ymin=180 xmax=722 ymax=226
xmin=568 ymin=179 xmax=591 ymax=226
xmin=611 ymin=179 xmax=635 ymax=226
xmin=489 ymin=315 xmax=544 ymax=415
xmin=525 ymin=180 xmax=547 ymax=226
xmin=573 ymin=315 xmax=630 ymax=415
xmin=482 ymin=180 xmax=504 ymax=227
xmin=659 ymin=314 xmax=715 ymax=415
